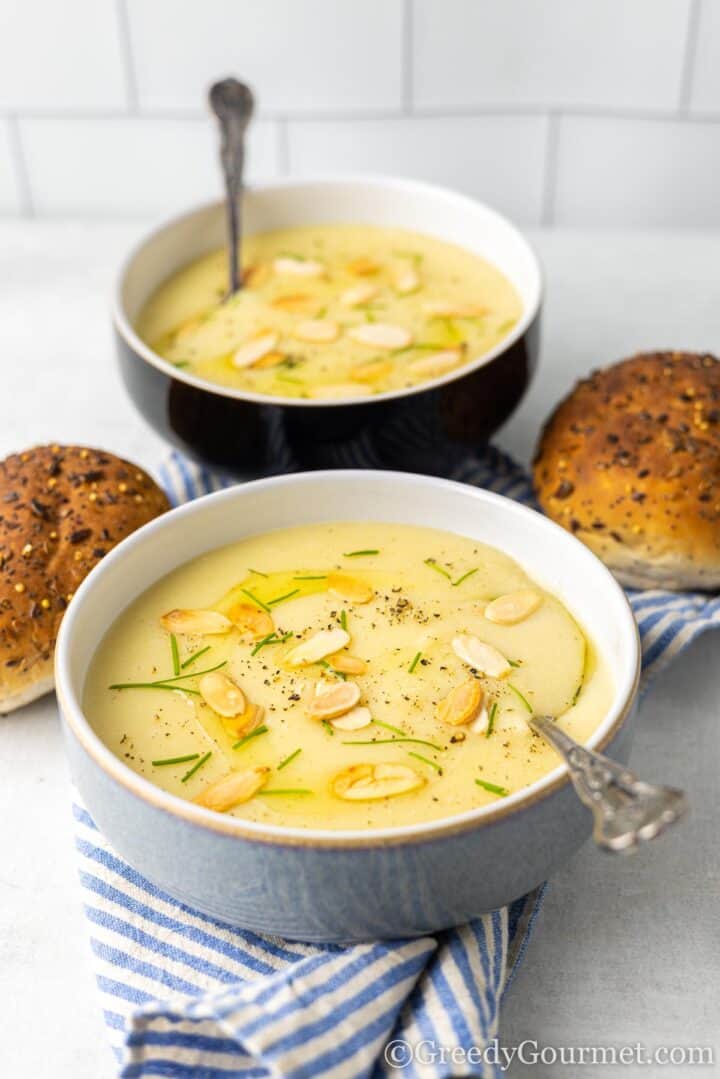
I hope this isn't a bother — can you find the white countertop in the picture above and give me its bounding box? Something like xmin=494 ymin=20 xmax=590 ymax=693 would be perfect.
xmin=0 ymin=222 xmax=718 ymax=1078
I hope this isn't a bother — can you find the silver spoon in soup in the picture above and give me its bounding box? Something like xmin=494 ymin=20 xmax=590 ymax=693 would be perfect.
xmin=209 ymin=77 xmax=255 ymax=298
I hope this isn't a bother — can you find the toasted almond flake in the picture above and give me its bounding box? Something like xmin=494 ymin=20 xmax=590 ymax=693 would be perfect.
xmin=273 ymin=256 xmax=325 ymax=277
xmin=332 ymin=762 xmax=424 ymax=801
xmin=174 ymin=316 xmax=204 ymax=342
xmin=222 ymin=702 xmax=264 ymax=740
xmin=452 ymin=635 xmax=511 ymax=678
xmin=252 ymin=350 xmax=286 ymax=369
xmin=330 ymin=705 xmax=373 ymax=731
xmin=350 ymin=359 xmax=393 ymax=383
xmin=226 ymin=603 xmax=275 ymax=641
xmin=242 ymin=263 xmax=270 ymax=287
xmin=436 ymin=678 xmax=484 ymax=726
xmin=286 ymin=627 xmax=351 ymax=667
xmin=293 ymin=319 xmax=340 ymax=343
xmin=392 ymin=265 xmax=421 ymax=295
xmin=484 ymin=590 xmax=541 ymax=625
xmin=469 ymin=703 xmax=489 ymax=735
xmin=340 ymin=283 xmax=379 ymax=307
xmin=309 ymin=383 xmax=365 ymax=400
xmin=328 ymin=572 xmax=374 ymax=604
xmin=347 ymin=323 xmax=412 ymax=351
xmin=408 ymin=349 xmax=463 ymax=379
xmin=194 ymin=766 xmax=270 ymax=812
xmin=271 ymin=292 xmax=316 ymax=312
xmin=308 ymin=679 xmax=361 ymax=720
xmin=160 ymin=609 xmax=233 ymax=636
xmin=346 ymin=257 xmax=380 ymax=277
xmin=199 ymin=671 xmax=246 ymax=717
xmin=328 ymin=652 xmax=367 ymax=675
xmin=423 ymin=301 xmax=487 ymax=318
xmin=232 ymin=332 xmax=279 ymax=369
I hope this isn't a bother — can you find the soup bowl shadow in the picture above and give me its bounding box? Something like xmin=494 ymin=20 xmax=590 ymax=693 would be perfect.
xmin=56 ymin=471 xmax=639 ymax=942
xmin=113 ymin=176 xmax=542 ymax=477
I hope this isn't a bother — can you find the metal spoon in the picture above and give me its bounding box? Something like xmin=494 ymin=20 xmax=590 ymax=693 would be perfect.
xmin=209 ymin=77 xmax=255 ymax=297
xmin=529 ymin=715 xmax=688 ymax=853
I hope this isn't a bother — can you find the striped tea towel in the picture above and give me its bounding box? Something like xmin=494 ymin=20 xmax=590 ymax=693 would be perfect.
xmin=74 ymin=445 xmax=720 ymax=1079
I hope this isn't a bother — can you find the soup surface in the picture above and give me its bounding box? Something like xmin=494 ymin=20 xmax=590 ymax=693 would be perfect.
xmin=84 ymin=522 xmax=613 ymax=830
xmin=135 ymin=224 xmax=523 ymax=400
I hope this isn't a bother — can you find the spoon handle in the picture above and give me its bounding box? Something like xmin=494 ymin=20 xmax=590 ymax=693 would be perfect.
xmin=529 ymin=715 xmax=688 ymax=853
xmin=209 ymin=78 xmax=255 ymax=296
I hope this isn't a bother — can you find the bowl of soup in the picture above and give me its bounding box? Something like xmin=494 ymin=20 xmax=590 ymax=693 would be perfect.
xmin=113 ymin=176 xmax=542 ymax=475
xmin=56 ymin=470 xmax=639 ymax=941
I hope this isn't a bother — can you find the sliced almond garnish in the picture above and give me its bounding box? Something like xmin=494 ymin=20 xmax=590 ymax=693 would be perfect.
xmin=328 ymin=652 xmax=367 ymax=675
xmin=423 ymin=301 xmax=487 ymax=318
xmin=436 ymin=677 xmax=484 ymax=726
xmin=350 ymin=359 xmax=393 ymax=383
xmin=484 ymin=591 xmax=541 ymax=625
xmin=328 ymin=572 xmax=374 ymax=604
xmin=252 ymin=350 xmax=286 ymax=369
xmin=199 ymin=671 xmax=246 ymax=717
xmin=307 ymin=679 xmax=361 ymax=720
xmin=309 ymin=383 xmax=364 ymax=400
xmin=242 ymin=263 xmax=270 ymax=288
xmin=330 ymin=705 xmax=373 ymax=731
xmin=223 ymin=702 xmax=263 ymax=740
xmin=452 ymin=635 xmax=511 ymax=678
xmin=273 ymin=256 xmax=325 ymax=277
xmin=194 ymin=766 xmax=270 ymax=813
xmin=271 ymin=292 xmax=316 ymax=312
xmin=392 ymin=265 xmax=421 ymax=295
xmin=332 ymin=762 xmax=424 ymax=801
xmin=286 ymin=627 xmax=351 ymax=667
xmin=341 ymin=283 xmax=378 ymax=307
xmin=174 ymin=316 xmax=203 ymax=342
xmin=293 ymin=319 xmax=340 ymax=344
xmin=346 ymin=257 xmax=380 ymax=277
xmin=232 ymin=332 xmax=279 ymax=369
xmin=226 ymin=602 xmax=275 ymax=641
xmin=408 ymin=349 xmax=463 ymax=379
xmin=160 ymin=609 xmax=233 ymax=636
xmin=347 ymin=323 xmax=412 ymax=351
xmin=469 ymin=703 xmax=489 ymax=735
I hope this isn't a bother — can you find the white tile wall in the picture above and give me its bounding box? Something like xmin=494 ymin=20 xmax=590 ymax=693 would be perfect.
xmin=2 ymin=0 xmax=720 ymax=226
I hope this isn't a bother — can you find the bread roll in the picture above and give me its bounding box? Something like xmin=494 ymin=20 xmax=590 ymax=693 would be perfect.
xmin=533 ymin=351 xmax=720 ymax=590
xmin=0 ymin=445 xmax=170 ymax=713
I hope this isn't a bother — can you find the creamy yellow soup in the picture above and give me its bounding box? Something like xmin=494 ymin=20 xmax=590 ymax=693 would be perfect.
xmin=84 ymin=522 xmax=613 ymax=830
xmin=136 ymin=225 xmax=523 ymax=400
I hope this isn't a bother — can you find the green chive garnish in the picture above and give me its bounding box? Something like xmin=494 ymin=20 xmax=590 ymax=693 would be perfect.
xmin=508 ymin=659 xmax=521 ymax=668
xmin=259 ymin=789 xmax=313 ymax=797
xmin=408 ymin=651 xmax=422 ymax=673
xmin=475 ymin=778 xmax=509 ymax=797
xmin=109 ymin=660 xmax=227 ymax=692
xmin=293 ymin=575 xmax=327 ymax=581
xmin=424 ymin=558 xmax=452 ymax=581
xmin=339 ymin=610 xmax=348 ymax=631
xmin=248 ymin=568 xmax=268 ymax=578
xmin=486 ymin=701 xmax=498 ymax=738
xmin=268 ymin=589 xmax=300 ymax=606
xmin=241 ymin=588 xmax=272 ymax=613
xmin=181 ymin=751 xmax=212 ymax=783
xmin=408 ymin=751 xmax=442 ymax=773
xmin=277 ymin=748 xmax=302 ymax=771
xmin=343 ymin=736 xmax=443 ymax=751
xmin=321 ymin=720 xmax=334 ymax=736
xmin=343 ymin=549 xmax=379 ymax=557
xmin=372 ymin=718 xmax=406 ymax=737
xmin=181 ymin=645 xmax=211 ymax=669
xmin=452 ymin=568 xmax=478 ymax=587
xmin=170 ymin=634 xmax=180 ymax=677
xmin=251 ymin=631 xmax=293 ymax=656
xmin=152 ymin=753 xmax=200 ymax=767
xmin=232 ymin=725 xmax=269 ymax=751
xmin=508 ymin=684 xmax=533 ymax=713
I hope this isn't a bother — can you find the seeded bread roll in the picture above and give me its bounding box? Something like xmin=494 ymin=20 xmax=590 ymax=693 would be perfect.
xmin=0 ymin=445 xmax=170 ymax=713
xmin=533 ymin=351 xmax=720 ymax=590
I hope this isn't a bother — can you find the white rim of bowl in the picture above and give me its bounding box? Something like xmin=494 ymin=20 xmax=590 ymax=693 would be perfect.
xmin=55 ymin=470 xmax=640 ymax=849
xmin=112 ymin=173 xmax=544 ymax=409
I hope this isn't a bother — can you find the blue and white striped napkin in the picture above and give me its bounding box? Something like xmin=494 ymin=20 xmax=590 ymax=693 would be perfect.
xmin=74 ymin=445 xmax=720 ymax=1079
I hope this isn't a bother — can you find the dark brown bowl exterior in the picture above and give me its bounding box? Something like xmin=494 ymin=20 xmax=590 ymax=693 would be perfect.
xmin=115 ymin=314 xmax=539 ymax=476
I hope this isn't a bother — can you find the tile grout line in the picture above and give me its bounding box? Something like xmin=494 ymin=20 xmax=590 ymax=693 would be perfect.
xmin=540 ymin=113 xmax=560 ymax=227
xmin=115 ymin=0 xmax=139 ymax=112
xmin=6 ymin=115 xmax=34 ymax=218
xmin=677 ymin=0 xmax=702 ymax=113
xmin=402 ymin=0 xmax=414 ymax=115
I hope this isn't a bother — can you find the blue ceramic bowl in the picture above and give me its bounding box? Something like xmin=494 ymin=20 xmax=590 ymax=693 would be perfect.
xmin=55 ymin=471 xmax=639 ymax=942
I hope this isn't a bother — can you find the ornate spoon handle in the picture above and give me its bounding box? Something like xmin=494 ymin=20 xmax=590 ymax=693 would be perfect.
xmin=209 ymin=77 xmax=255 ymax=297
xmin=529 ymin=715 xmax=688 ymax=853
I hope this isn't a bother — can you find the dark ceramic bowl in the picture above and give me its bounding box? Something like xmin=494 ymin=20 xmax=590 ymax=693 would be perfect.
xmin=113 ymin=177 xmax=542 ymax=476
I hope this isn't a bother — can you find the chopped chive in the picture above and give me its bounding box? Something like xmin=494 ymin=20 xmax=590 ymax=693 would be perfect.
xmin=343 ymin=736 xmax=443 ymax=751
xmin=475 ymin=778 xmax=509 ymax=797
xmin=170 ymin=634 xmax=180 ymax=676
xmin=268 ymin=589 xmax=300 ymax=606
xmin=571 ymin=680 xmax=583 ymax=706
xmin=486 ymin=701 xmax=498 ymax=738
xmin=408 ymin=751 xmax=442 ymax=774
xmin=241 ymin=588 xmax=271 ymax=613
xmin=508 ymin=659 xmax=521 ymax=668
xmin=321 ymin=719 xmax=334 ymax=736
xmin=277 ymin=748 xmax=302 ymax=771
xmin=248 ymin=568 xmax=268 ymax=578
xmin=343 ymin=549 xmax=380 ymax=557
xmin=172 ymin=360 xmax=190 ymax=368
xmin=424 ymin=558 xmax=452 ymax=581
xmin=232 ymin=724 xmax=269 ymax=751
xmin=339 ymin=609 xmax=348 ymax=631
xmin=408 ymin=651 xmax=422 ymax=673
xmin=508 ymin=684 xmax=533 ymax=714
xmin=251 ymin=631 xmax=292 ymax=656
xmin=452 ymin=568 xmax=478 ymax=587
xmin=181 ymin=751 xmax=212 ymax=783
xmin=372 ymin=718 xmax=406 ymax=737
xmin=181 ymin=645 xmax=211 ymax=670
xmin=259 ymin=789 xmax=313 ymax=796
xmin=293 ymin=575 xmax=327 ymax=581
xmin=152 ymin=753 xmax=200 ymax=767
xmin=108 ymin=681 xmax=201 ymax=695
xmin=276 ymin=374 xmax=303 ymax=385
